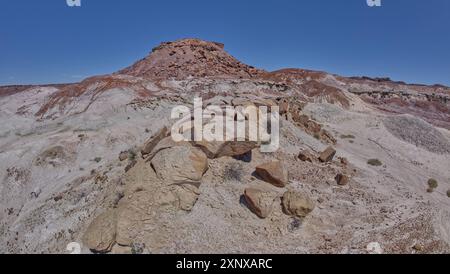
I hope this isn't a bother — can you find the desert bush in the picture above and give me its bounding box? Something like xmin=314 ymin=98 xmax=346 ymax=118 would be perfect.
xmin=447 ymin=190 xmax=450 ymax=198
xmin=340 ymin=134 xmax=355 ymax=139
xmin=128 ymin=149 xmax=137 ymax=161
xmin=224 ymin=162 xmax=244 ymax=182
xmin=427 ymin=178 xmax=438 ymax=189
xmin=367 ymin=159 xmax=383 ymax=166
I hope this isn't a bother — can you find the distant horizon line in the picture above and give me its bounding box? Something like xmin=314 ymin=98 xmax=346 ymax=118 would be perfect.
xmin=1 ymin=67 xmax=448 ymax=89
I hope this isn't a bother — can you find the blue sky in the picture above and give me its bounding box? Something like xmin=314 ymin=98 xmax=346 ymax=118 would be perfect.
xmin=0 ymin=0 xmax=449 ymax=86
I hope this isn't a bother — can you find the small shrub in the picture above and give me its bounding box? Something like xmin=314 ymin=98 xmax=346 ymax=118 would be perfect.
xmin=313 ymin=133 xmax=321 ymax=140
xmin=447 ymin=190 xmax=450 ymax=198
xmin=224 ymin=163 xmax=244 ymax=182
xmin=131 ymin=243 xmax=145 ymax=254
xmin=288 ymin=218 xmax=302 ymax=232
xmin=427 ymin=178 xmax=438 ymax=189
xmin=340 ymin=134 xmax=355 ymax=139
xmin=94 ymin=157 xmax=102 ymax=163
xmin=367 ymin=159 xmax=383 ymax=166
xmin=128 ymin=149 xmax=137 ymax=161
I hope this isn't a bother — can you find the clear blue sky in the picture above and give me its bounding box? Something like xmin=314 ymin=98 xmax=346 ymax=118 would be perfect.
xmin=0 ymin=0 xmax=449 ymax=86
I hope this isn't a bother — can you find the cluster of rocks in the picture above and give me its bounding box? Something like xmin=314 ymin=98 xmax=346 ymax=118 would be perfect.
xmin=82 ymin=125 xmax=262 ymax=253
xmin=298 ymin=146 xmax=349 ymax=186
xmin=82 ymin=118 xmax=352 ymax=253
xmin=243 ymin=159 xmax=315 ymax=220
xmin=279 ymin=98 xmax=336 ymax=144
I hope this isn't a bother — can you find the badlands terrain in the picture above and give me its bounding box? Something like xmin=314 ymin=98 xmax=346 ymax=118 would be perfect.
xmin=0 ymin=39 xmax=449 ymax=254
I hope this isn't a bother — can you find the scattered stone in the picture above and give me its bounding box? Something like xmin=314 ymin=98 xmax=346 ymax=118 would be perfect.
xmin=141 ymin=126 xmax=169 ymax=157
xmin=282 ymin=191 xmax=315 ymax=218
xmin=335 ymin=173 xmax=349 ymax=186
xmin=83 ymin=209 xmax=117 ymax=253
xmin=279 ymin=99 xmax=290 ymax=115
xmin=339 ymin=157 xmax=349 ymax=166
xmin=298 ymin=150 xmax=316 ymax=163
xmin=119 ymin=151 xmax=128 ymax=161
xmin=319 ymin=146 xmax=336 ymax=163
xmin=243 ymin=188 xmax=276 ymax=218
xmin=255 ymin=161 xmax=288 ymax=187
xmin=413 ymin=244 xmax=424 ymax=252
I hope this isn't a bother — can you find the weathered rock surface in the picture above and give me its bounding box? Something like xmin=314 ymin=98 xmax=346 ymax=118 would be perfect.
xmin=335 ymin=174 xmax=349 ymax=186
xmin=298 ymin=150 xmax=316 ymax=163
xmin=243 ymin=188 xmax=276 ymax=218
xmin=141 ymin=127 xmax=169 ymax=157
xmin=319 ymin=147 xmax=336 ymax=163
xmin=282 ymin=191 xmax=315 ymax=218
xmin=119 ymin=151 xmax=128 ymax=161
xmin=255 ymin=161 xmax=288 ymax=187
xmin=82 ymin=209 xmax=118 ymax=253
xmin=193 ymin=140 xmax=258 ymax=159
xmin=151 ymin=146 xmax=208 ymax=186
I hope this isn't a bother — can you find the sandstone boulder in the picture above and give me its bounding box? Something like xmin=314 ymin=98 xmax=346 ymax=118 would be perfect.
xmin=244 ymin=188 xmax=276 ymax=218
xmin=255 ymin=161 xmax=288 ymax=187
xmin=141 ymin=126 xmax=169 ymax=157
xmin=116 ymin=191 xmax=154 ymax=246
xmin=319 ymin=146 xmax=336 ymax=163
xmin=83 ymin=209 xmax=117 ymax=253
xmin=194 ymin=140 xmax=258 ymax=159
xmin=282 ymin=191 xmax=315 ymax=218
xmin=151 ymin=146 xmax=208 ymax=186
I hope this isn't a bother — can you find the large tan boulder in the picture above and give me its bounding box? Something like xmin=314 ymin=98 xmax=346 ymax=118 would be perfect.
xmin=151 ymin=146 xmax=208 ymax=186
xmin=83 ymin=209 xmax=117 ymax=253
xmin=116 ymin=191 xmax=154 ymax=246
xmin=244 ymin=188 xmax=276 ymax=218
xmin=144 ymin=136 xmax=180 ymax=162
xmin=282 ymin=191 xmax=315 ymax=218
xmin=255 ymin=161 xmax=288 ymax=187
xmin=319 ymin=146 xmax=336 ymax=163
xmin=141 ymin=126 xmax=169 ymax=157
xmin=193 ymin=140 xmax=258 ymax=159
